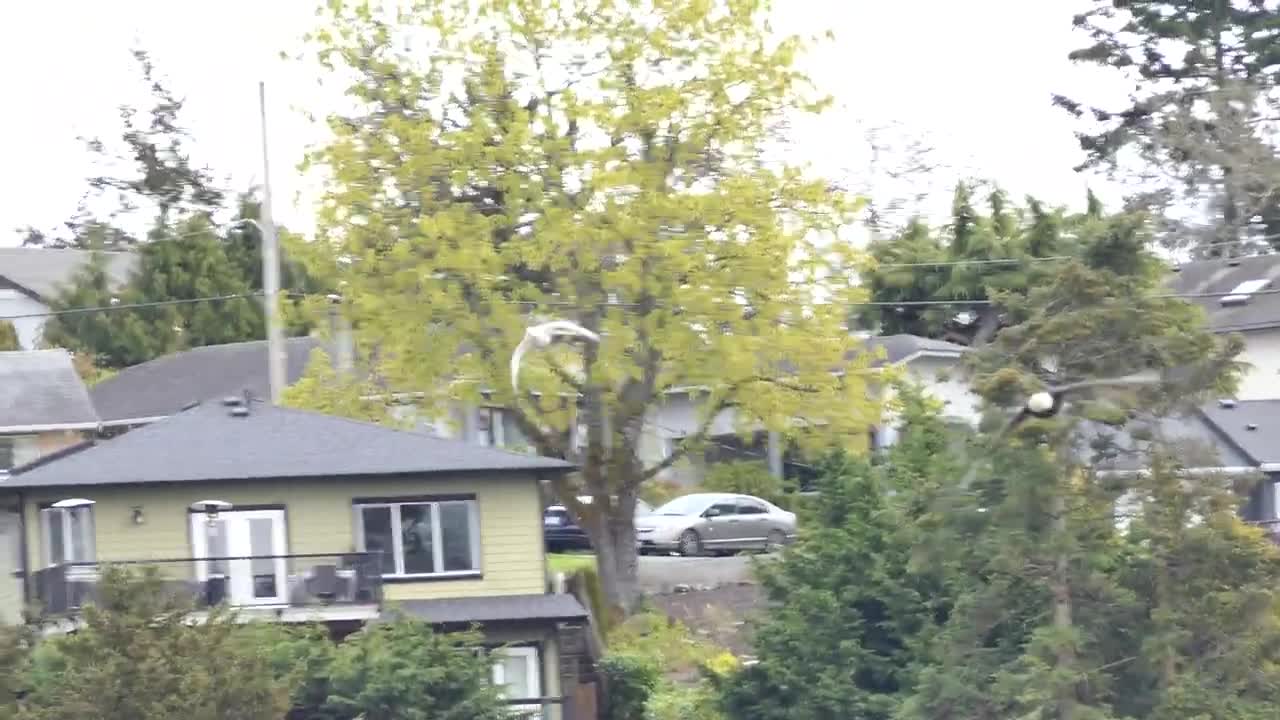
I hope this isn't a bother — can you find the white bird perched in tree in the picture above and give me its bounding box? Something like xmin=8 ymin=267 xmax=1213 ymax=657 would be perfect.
xmin=510 ymin=319 xmax=601 ymax=393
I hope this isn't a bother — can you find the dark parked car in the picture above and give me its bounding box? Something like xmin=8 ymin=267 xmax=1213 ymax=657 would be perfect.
xmin=544 ymin=496 xmax=654 ymax=552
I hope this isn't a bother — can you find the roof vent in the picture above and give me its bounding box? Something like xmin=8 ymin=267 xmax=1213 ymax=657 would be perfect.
xmin=1171 ymin=264 xmax=1182 ymax=272
xmin=222 ymin=396 xmax=243 ymax=407
xmin=1218 ymin=398 xmax=1237 ymax=408
xmin=230 ymin=405 xmax=250 ymax=418
xmin=1220 ymin=278 xmax=1270 ymax=306
xmin=1246 ymin=423 xmax=1259 ymax=431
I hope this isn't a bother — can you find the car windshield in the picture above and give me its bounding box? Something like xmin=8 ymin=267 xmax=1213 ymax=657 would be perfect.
xmin=653 ymin=496 xmax=713 ymax=516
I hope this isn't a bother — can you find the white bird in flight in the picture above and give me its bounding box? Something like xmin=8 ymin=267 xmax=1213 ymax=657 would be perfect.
xmin=510 ymin=320 xmax=601 ymax=392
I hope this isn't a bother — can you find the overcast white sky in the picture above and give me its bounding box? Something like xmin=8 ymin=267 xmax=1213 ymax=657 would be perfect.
xmin=0 ymin=0 xmax=1132 ymax=247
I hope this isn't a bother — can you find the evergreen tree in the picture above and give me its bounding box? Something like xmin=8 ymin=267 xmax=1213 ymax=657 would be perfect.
xmin=20 ymin=567 xmax=288 ymax=720
xmin=722 ymin=391 xmax=953 ymax=720
xmin=862 ymin=185 xmax=1110 ymax=345
xmin=900 ymin=208 xmax=1245 ymax=719
xmin=0 ymin=322 xmax=19 ymax=352
xmin=1056 ymin=0 xmax=1280 ymax=253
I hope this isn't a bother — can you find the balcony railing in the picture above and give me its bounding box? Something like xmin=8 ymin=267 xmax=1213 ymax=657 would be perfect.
xmin=31 ymin=552 xmax=383 ymax=617
xmin=1254 ymin=519 xmax=1280 ymax=543
xmin=504 ymin=697 xmax=569 ymax=720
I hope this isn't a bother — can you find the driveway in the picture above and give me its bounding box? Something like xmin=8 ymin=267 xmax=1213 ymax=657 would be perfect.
xmin=638 ymin=552 xmax=773 ymax=593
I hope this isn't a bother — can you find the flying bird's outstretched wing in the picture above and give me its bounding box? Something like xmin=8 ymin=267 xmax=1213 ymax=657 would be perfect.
xmin=511 ymin=332 xmax=536 ymax=392
xmin=537 ymin=320 xmax=601 ymax=344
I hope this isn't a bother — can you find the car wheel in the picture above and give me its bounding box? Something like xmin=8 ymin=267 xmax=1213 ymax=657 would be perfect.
xmin=678 ymin=529 xmax=703 ymax=557
xmin=765 ymin=530 xmax=787 ymax=553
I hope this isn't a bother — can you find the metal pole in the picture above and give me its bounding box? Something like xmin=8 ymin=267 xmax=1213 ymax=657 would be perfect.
xmin=258 ymin=80 xmax=285 ymax=404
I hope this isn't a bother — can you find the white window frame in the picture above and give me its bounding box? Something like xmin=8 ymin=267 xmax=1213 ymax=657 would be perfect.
xmin=0 ymin=434 xmax=35 ymax=472
xmin=353 ymin=499 xmax=482 ymax=579
xmin=40 ymin=506 xmax=96 ymax=567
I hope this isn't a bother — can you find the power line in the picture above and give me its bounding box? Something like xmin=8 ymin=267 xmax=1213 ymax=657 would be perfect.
xmin=7 ymin=284 xmax=1280 ymax=322
xmin=1 ymin=293 xmax=263 ymax=320
xmin=874 ymin=256 xmax=1073 ymax=269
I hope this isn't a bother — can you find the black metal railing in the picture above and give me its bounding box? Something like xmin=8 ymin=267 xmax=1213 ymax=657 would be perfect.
xmin=1254 ymin=519 xmax=1280 ymax=543
xmin=31 ymin=552 xmax=384 ymax=616
xmin=504 ymin=697 xmax=569 ymax=720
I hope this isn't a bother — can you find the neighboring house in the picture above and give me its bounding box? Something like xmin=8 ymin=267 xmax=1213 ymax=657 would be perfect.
xmin=2 ymin=399 xmax=589 ymax=718
xmin=0 ymin=350 xmax=99 ymax=475
xmin=1093 ymin=399 xmax=1280 ymax=539
xmin=90 ymin=336 xmax=324 ymax=429
xmin=639 ymin=334 xmax=977 ymax=487
xmin=0 ymin=349 xmax=102 ymax=623
xmin=1167 ymin=254 xmax=1280 ymax=400
xmin=0 ymin=248 xmax=136 ymax=350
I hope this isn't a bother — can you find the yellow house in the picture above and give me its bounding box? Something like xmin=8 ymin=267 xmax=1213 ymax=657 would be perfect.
xmin=2 ymin=397 xmax=588 ymax=718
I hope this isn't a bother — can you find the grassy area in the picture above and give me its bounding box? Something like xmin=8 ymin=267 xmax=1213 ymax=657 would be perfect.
xmin=548 ymin=552 xmax=597 ymax=575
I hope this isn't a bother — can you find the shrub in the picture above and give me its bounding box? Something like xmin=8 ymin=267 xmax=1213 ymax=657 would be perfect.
xmin=702 ymin=461 xmax=784 ymax=505
xmin=599 ymin=654 xmax=660 ymax=720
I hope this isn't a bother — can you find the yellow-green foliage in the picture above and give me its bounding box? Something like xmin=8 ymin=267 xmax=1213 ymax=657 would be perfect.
xmin=297 ymin=1 xmax=883 ymax=607
xmin=606 ymin=612 xmax=733 ymax=720
xmin=282 ymin=349 xmax=388 ymax=424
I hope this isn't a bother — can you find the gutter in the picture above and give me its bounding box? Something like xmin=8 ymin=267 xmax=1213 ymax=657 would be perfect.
xmin=15 ymin=491 xmax=27 ymax=608
xmin=0 ymin=421 xmax=102 ymax=433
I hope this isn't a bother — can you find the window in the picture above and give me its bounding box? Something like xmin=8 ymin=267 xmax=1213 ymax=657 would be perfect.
xmin=1220 ymin=278 xmax=1270 ymax=306
xmin=354 ymin=499 xmax=480 ymax=578
xmin=40 ymin=506 xmax=95 ymax=567
xmin=0 ymin=435 xmax=35 ymax=472
xmin=736 ymin=499 xmax=769 ymax=515
xmin=706 ymin=502 xmax=738 ymax=517
xmin=492 ymin=646 xmax=541 ymax=710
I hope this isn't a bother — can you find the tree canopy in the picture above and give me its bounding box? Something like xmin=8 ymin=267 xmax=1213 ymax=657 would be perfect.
xmin=294 ymin=0 xmax=878 ymax=609
xmin=1056 ymin=0 xmax=1280 ymax=253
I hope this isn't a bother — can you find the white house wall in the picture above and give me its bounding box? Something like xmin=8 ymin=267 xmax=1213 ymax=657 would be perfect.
xmin=902 ymin=356 xmax=981 ymax=424
xmin=1235 ymin=329 xmax=1280 ymax=401
xmin=0 ymin=290 xmax=49 ymax=350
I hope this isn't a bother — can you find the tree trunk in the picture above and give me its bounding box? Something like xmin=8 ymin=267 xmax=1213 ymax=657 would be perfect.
xmin=1049 ymin=490 xmax=1077 ymax=720
xmin=583 ymin=488 xmax=641 ymax=614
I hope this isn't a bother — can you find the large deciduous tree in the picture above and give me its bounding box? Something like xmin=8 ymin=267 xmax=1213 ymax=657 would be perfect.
xmin=1056 ymin=0 xmax=1280 ymax=254
xmin=298 ymin=0 xmax=875 ymax=609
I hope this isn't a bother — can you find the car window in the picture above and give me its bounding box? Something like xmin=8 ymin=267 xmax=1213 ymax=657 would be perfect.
xmin=736 ymin=500 xmax=768 ymax=515
xmin=706 ymin=502 xmax=738 ymax=517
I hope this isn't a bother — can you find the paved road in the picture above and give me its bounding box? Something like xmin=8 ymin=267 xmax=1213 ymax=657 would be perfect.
xmin=637 ymin=553 xmax=773 ymax=592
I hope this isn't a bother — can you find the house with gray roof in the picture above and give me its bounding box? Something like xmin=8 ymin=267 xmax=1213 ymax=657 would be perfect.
xmin=1090 ymin=399 xmax=1280 ymax=540
xmin=1168 ymin=254 xmax=1280 ymax=400
xmin=0 ymin=349 xmax=99 ymax=475
xmin=642 ymin=333 xmax=977 ymax=487
xmin=2 ymin=398 xmax=592 ymax=715
xmin=89 ymin=336 xmax=323 ymax=427
xmin=0 ymin=248 xmax=137 ymax=350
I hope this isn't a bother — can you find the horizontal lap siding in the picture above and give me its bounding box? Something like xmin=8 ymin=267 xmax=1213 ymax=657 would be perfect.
xmin=21 ymin=474 xmax=546 ymax=600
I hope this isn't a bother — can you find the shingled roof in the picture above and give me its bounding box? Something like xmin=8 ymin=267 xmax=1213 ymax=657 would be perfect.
xmin=7 ymin=399 xmax=573 ymax=488
xmin=1167 ymin=254 xmax=1280 ymax=333
xmin=0 ymin=350 xmax=99 ymax=432
xmin=0 ymin=248 xmax=136 ymax=300
xmin=90 ymin=336 xmax=323 ymax=424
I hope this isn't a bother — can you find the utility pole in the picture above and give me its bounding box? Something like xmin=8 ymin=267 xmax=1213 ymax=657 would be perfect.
xmin=259 ymin=81 xmax=285 ymax=404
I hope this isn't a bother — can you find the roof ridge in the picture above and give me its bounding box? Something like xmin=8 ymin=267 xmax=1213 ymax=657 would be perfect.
xmin=267 ymin=401 xmax=564 ymax=463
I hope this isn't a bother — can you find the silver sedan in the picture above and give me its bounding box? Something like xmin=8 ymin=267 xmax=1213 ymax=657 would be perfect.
xmin=635 ymin=492 xmax=797 ymax=556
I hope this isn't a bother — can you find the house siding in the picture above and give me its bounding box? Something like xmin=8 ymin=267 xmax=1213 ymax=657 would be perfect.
xmin=20 ymin=474 xmax=546 ymax=601
xmin=1234 ymin=329 xmax=1280 ymax=401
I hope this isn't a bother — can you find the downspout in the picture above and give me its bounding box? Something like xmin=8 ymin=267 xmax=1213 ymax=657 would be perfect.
xmin=16 ymin=491 xmax=28 ymax=608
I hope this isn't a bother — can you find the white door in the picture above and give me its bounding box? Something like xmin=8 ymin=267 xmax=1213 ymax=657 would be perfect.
xmin=190 ymin=510 xmax=288 ymax=605
xmin=492 ymin=646 xmax=541 ymax=716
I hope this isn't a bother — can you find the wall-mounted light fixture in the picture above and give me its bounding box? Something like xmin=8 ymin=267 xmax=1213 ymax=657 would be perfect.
xmin=131 ymin=506 xmax=145 ymax=525
xmin=190 ymin=500 xmax=232 ymax=527
xmin=51 ymin=498 xmax=95 ymax=509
